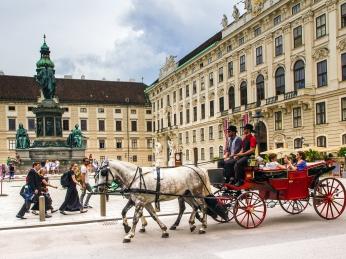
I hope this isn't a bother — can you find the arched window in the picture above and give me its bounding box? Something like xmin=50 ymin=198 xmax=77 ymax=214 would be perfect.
xmin=228 ymin=86 xmax=235 ymax=109
xmin=294 ymin=138 xmax=302 ymax=149
xmin=219 ymin=145 xmax=223 ymax=158
xmin=256 ymin=74 xmax=265 ymax=103
xmin=294 ymin=60 xmax=305 ymax=90
xmin=240 ymin=81 xmax=247 ymax=106
xmin=275 ymin=67 xmax=285 ymax=95
xmin=342 ymin=134 xmax=346 ymax=145
xmin=317 ymin=136 xmax=327 ymax=147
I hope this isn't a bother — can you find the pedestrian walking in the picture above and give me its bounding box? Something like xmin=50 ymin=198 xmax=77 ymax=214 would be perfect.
xmin=0 ymin=164 xmax=6 ymax=179
xmin=9 ymin=163 xmax=15 ymax=181
xmin=59 ymin=163 xmax=88 ymax=215
xmin=80 ymin=158 xmax=93 ymax=208
xmin=16 ymin=162 xmax=41 ymax=219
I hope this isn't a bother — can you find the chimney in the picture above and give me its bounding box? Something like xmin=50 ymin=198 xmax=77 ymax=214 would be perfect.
xmin=116 ymin=78 xmax=120 ymax=81
xmin=81 ymin=75 xmax=85 ymax=80
xmin=64 ymin=75 xmax=72 ymax=79
xmin=102 ymin=77 xmax=106 ymax=81
xmin=0 ymin=70 xmax=4 ymax=75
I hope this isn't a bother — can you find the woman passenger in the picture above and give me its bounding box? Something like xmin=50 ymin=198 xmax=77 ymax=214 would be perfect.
xmin=287 ymin=151 xmax=307 ymax=171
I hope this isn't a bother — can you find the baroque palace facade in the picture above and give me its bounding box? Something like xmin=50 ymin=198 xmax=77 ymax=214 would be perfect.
xmin=0 ymin=75 xmax=153 ymax=166
xmin=146 ymin=0 xmax=346 ymax=166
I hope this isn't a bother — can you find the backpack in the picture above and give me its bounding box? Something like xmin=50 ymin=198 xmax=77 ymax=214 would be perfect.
xmin=60 ymin=171 xmax=70 ymax=188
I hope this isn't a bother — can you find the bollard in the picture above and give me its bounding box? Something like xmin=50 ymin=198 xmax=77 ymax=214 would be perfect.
xmin=100 ymin=193 xmax=106 ymax=217
xmin=0 ymin=177 xmax=8 ymax=197
xmin=39 ymin=195 xmax=45 ymax=222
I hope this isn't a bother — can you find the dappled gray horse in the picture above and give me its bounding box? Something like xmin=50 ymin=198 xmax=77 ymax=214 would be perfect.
xmin=95 ymin=160 xmax=211 ymax=243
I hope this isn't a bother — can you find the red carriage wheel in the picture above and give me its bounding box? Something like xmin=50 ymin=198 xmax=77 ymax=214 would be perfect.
xmin=233 ymin=192 xmax=266 ymax=229
xmin=210 ymin=190 xmax=235 ymax=223
xmin=313 ymin=178 xmax=346 ymax=220
xmin=279 ymin=197 xmax=309 ymax=215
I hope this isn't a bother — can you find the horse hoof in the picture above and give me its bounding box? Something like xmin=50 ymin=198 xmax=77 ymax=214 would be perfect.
xmin=139 ymin=228 xmax=146 ymax=233
xmin=162 ymin=232 xmax=169 ymax=238
xmin=123 ymin=238 xmax=131 ymax=243
xmin=199 ymin=229 xmax=206 ymax=234
xmin=190 ymin=225 xmax=196 ymax=232
xmin=123 ymin=225 xmax=131 ymax=234
xmin=169 ymin=226 xmax=177 ymax=230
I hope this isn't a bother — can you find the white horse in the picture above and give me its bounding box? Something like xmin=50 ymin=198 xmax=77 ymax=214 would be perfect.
xmin=95 ymin=160 xmax=211 ymax=243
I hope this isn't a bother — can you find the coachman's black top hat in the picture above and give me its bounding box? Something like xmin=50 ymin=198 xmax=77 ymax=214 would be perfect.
xmin=244 ymin=124 xmax=256 ymax=133
xmin=227 ymin=125 xmax=237 ymax=132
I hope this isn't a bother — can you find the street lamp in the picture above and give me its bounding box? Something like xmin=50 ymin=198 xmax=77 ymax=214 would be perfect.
xmin=125 ymin=97 xmax=130 ymax=162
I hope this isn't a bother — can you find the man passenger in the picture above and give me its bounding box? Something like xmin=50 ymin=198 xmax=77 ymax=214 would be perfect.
xmin=218 ymin=125 xmax=242 ymax=183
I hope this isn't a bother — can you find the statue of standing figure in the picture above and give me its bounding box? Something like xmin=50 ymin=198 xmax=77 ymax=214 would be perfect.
xmin=16 ymin=123 xmax=30 ymax=149
xmin=221 ymin=14 xmax=228 ymax=29
xmin=36 ymin=67 xmax=56 ymax=99
xmin=67 ymin=124 xmax=84 ymax=148
xmin=244 ymin=0 xmax=252 ymax=12
xmin=232 ymin=5 xmax=240 ymax=21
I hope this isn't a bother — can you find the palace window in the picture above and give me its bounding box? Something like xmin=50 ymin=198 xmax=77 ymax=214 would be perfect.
xmin=219 ymin=97 xmax=224 ymax=113
xmin=132 ymin=155 xmax=137 ymax=162
xmin=218 ymin=67 xmax=224 ymax=82
xmin=228 ymin=86 xmax=235 ymax=109
xmin=147 ymin=138 xmax=153 ymax=149
xmin=186 ymin=149 xmax=190 ymax=161
xmin=275 ymin=111 xmax=282 ymax=130
xmin=209 ymin=100 xmax=214 ymax=117
xmin=317 ymin=136 xmax=327 ymax=147
xmin=317 ymin=60 xmax=328 ymax=87
xmin=98 ymin=119 xmax=105 ymax=132
xmin=293 ymin=26 xmax=303 ymax=48
xmin=28 ymin=118 xmax=36 ymax=131
xmin=185 ymin=131 xmax=189 ymax=144
xmin=294 ymin=60 xmax=305 ymax=90
xmin=227 ymin=44 xmax=232 ymax=52
xmin=8 ymin=118 xmax=16 ymax=131
xmin=219 ymin=146 xmax=224 ymax=158
xmin=209 ymin=147 xmax=214 ymax=160
xmin=185 ymin=85 xmax=190 ymax=97
xmin=179 ymin=88 xmax=183 ymax=101
xmin=200 ymin=128 xmax=205 ymax=141
xmin=148 ymin=155 xmax=152 ymax=162
xmin=180 ymin=111 xmax=183 ymax=125
xmin=275 ymin=67 xmax=285 ymax=95
xmin=166 ymin=95 xmax=170 ymax=106
xmin=239 ymin=37 xmax=244 ymax=46
xmin=342 ymin=53 xmax=346 ymax=80
xmin=186 ymin=109 xmax=190 ymax=123
xmin=316 ymin=102 xmax=326 ymax=125
xmin=8 ymin=139 xmax=16 ymax=150
xmin=173 ymin=91 xmax=176 ymax=103
xmin=256 ymin=75 xmax=265 ymax=102
xmin=294 ymin=138 xmax=303 ymax=149
xmin=342 ymin=3 xmax=346 ymax=28
xmin=146 ymin=121 xmax=152 ymax=132
xmin=192 ymin=81 xmax=197 ymax=95
xmin=275 ymin=36 xmax=283 ymax=56
xmin=117 ymin=156 xmax=122 ymax=161
xmin=228 ymin=61 xmax=233 ymax=77
xmin=99 ymin=139 xmax=105 ymax=149
xmin=179 ymin=133 xmax=182 ymax=144
xmin=209 ymin=72 xmax=214 ymax=87
xmin=293 ymin=107 xmax=302 ymax=128
xmin=209 ymin=126 xmax=214 ymax=140
xmin=80 ymin=119 xmax=87 ymax=131
xmin=201 ymin=148 xmax=205 ymax=161
xmin=254 ymin=27 xmax=261 ymax=37
xmin=316 ymin=14 xmax=326 ymax=38
xmin=342 ymin=134 xmax=346 ymax=145
xmin=240 ymin=55 xmax=246 ymax=72
xmin=146 ymin=109 xmax=151 ymax=114
xmin=115 ymin=120 xmax=122 ymax=131
xmin=193 ymin=130 xmax=196 ymax=143
xmin=116 ymin=138 xmax=122 ymax=149
xmin=274 ymin=15 xmax=281 ymax=26
xmin=193 ymin=107 xmax=197 ymax=122
xmin=200 ymin=77 xmax=205 ymax=91
xmin=201 ymin=103 xmax=206 ymax=119
xmin=63 ymin=119 xmax=69 ymax=131
xmin=131 ymin=120 xmax=137 ymax=131
xmin=8 ymin=106 xmax=15 ymax=112
xmin=341 ymin=97 xmax=346 ymax=121
xmin=98 ymin=107 xmax=105 ymax=113
xmin=240 ymin=81 xmax=247 ymax=106
xmin=131 ymin=138 xmax=138 ymax=149
xmin=115 ymin=108 xmax=121 ymax=114
xmin=218 ymin=125 xmax=223 ymax=139
xmin=256 ymin=46 xmax=263 ymax=65
xmin=292 ymin=3 xmax=300 ymax=15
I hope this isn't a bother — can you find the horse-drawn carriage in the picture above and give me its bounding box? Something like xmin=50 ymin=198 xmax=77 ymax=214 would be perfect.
xmin=207 ymin=161 xmax=346 ymax=228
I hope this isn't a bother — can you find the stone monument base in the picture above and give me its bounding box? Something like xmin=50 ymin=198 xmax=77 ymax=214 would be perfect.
xmin=16 ymin=147 xmax=86 ymax=174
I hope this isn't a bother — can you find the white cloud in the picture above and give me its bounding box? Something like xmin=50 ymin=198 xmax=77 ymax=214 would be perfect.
xmin=0 ymin=0 xmax=243 ymax=83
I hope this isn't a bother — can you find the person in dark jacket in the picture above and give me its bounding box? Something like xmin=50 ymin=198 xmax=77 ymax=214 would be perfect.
xmin=59 ymin=163 xmax=87 ymax=214
xmin=16 ymin=162 xmax=41 ymax=219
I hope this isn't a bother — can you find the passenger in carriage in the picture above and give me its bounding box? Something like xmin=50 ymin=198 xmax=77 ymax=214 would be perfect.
xmin=233 ymin=124 xmax=257 ymax=186
xmin=286 ymin=151 xmax=307 ymax=171
xmin=265 ymin=153 xmax=286 ymax=170
xmin=217 ymin=125 xmax=242 ymax=183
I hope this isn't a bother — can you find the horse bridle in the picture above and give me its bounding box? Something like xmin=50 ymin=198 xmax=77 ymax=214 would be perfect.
xmin=94 ymin=162 xmax=116 ymax=189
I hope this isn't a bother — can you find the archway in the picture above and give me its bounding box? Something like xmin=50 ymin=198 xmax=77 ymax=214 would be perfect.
xmin=256 ymin=121 xmax=267 ymax=153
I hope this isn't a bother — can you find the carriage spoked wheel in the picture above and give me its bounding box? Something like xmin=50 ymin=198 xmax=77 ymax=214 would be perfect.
xmin=313 ymin=177 xmax=346 ymax=220
xmin=233 ymin=191 xmax=266 ymax=229
xmin=211 ymin=190 xmax=235 ymax=223
xmin=279 ymin=197 xmax=309 ymax=215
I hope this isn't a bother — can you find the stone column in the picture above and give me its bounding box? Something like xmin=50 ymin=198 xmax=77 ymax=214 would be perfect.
xmin=283 ymin=23 xmax=293 ymax=92
xmin=303 ymin=10 xmax=314 ymax=89
xmin=327 ymin=0 xmax=338 ymax=90
xmin=265 ymin=34 xmax=274 ymax=97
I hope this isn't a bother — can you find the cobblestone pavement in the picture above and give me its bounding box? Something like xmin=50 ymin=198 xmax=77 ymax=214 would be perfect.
xmin=0 ymin=176 xmax=191 ymax=230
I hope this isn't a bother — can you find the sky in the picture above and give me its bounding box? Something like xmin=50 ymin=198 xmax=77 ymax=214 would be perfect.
xmin=0 ymin=0 xmax=244 ymax=85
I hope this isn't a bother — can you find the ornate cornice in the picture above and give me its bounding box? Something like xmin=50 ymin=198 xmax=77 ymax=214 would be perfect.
xmin=326 ymin=0 xmax=337 ymax=12
xmin=337 ymin=38 xmax=346 ymax=52
xmin=303 ymin=10 xmax=314 ymax=24
xmin=283 ymin=23 xmax=291 ymax=34
xmin=312 ymin=47 xmax=329 ymax=61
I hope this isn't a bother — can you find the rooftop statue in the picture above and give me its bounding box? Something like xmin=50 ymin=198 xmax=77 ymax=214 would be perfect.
xmin=16 ymin=123 xmax=30 ymax=149
xmin=67 ymin=124 xmax=84 ymax=148
xmin=221 ymin=14 xmax=228 ymax=29
xmin=232 ymin=5 xmax=240 ymax=21
xmin=244 ymin=0 xmax=252 ymax=12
